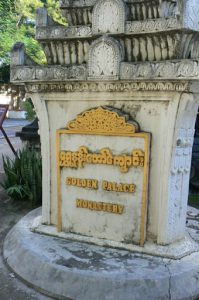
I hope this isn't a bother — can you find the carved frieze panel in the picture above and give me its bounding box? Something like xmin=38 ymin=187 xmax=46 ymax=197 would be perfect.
xmin=10 ymin=59 xmax=199 ymax=83
xmin=125 ymin=18 xmax=180 ymax=35
xmin=25 ymin=82 xmax=189 ymax=93
xmin=88 ymin=37 xmax=123 ymax=80
xmin=93 ymin=0 xmax=125 ymax=34
xmin=36 ymin=26 xmax=92 ymax=40
xmin=11 ymin=65 xmax=87 ymax=82
xmin=120 ymin=60 xmax=199 ymax=79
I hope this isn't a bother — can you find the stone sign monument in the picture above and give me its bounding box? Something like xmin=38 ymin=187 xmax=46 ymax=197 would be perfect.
xmin=4 ymin=0 xmax=199 ymax=299
xmin=57 ymin=106 xmax=150 ymax=245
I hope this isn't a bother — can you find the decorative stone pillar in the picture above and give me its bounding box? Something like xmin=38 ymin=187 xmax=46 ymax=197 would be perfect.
xmin=10 ymin=0 xmax=199 ymax=253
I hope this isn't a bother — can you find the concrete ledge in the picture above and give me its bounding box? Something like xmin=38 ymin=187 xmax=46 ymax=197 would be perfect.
xmin=3 ymin=208 xmax=199 ymax=300
xmin=33 ymin=220 xmax=199 ymax=260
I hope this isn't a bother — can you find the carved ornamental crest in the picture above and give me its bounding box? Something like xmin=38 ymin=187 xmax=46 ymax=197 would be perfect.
xmin=67 ymin=107 xmax=139 ymax=134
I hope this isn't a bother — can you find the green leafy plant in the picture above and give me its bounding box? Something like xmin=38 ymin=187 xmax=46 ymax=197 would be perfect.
xmin=0 ymin=0 xmax=66 ymax=67
xmin=23 ymin=98 xmax=36 ymax=121
xmin=1 ymin=147 xmax=42 ymax=206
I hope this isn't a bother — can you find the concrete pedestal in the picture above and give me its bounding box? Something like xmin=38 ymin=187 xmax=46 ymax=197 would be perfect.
xmin=8 ymin=1 xmax=199 ymax=297
xmin=3 ymin=208 xmax=199 ymax=300
xmin=10 ymin=0 xmax=199 ymax=248
xmin=29 ymin=88 xmax=198 ymax=247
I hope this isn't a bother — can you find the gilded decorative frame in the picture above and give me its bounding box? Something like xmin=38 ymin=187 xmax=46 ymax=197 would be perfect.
xmin=56 ymin=107 xmax=150 ymax=247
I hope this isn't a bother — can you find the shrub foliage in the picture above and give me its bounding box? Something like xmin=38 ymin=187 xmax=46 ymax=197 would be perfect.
xmin=1 ymin=147 xmax=42 ymax=206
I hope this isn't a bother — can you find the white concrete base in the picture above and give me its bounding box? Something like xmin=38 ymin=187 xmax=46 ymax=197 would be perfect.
xmin=33 ymin=217 xmax=199 ymax=260
xmin=3 ymin=208 xmax=199 ymax=300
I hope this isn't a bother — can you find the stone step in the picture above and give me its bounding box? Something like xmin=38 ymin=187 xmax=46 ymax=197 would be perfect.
xmin=4 ymin=208 xmax=199 ymax=300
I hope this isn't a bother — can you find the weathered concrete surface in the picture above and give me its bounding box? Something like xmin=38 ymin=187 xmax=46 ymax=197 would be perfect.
xmin=4 ymin=208 xmax=199 ymax=300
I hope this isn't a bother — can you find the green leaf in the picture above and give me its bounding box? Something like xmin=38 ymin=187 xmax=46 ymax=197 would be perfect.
xmin=1 ymin=147 xmax=42 ymax=205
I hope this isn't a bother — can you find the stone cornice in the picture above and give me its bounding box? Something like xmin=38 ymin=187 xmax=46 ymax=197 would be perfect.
xmin=11 ymin=65 xmax=88 ymax=82
xmin=36 ymin=18 xmax=184 ymax=41
xmin=120 ymin=60 xmax=199 ymax=80
xmin=25 ymin=81 xmax=189 ymax=93
xmin=10 ymin=59 xmax=199 ymax=83
xmin=11 ymin=1 xmax=199 ymax=84
xmin=36 ymin=26 xmax=92 ymax=40
xmin=125 ymin=18 xmax=181 ymax=35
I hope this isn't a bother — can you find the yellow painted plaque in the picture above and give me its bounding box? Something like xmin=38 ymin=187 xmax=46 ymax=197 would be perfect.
xmin=57 ymin=107 xmax=150 ymax=246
